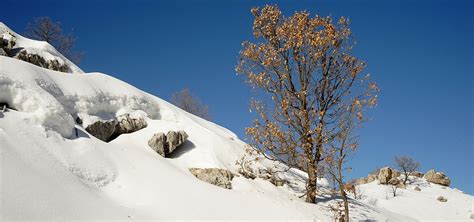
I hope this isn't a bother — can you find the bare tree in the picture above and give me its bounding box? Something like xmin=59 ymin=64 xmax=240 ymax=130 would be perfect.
xmin=25 ymin=17 xmax=83 ymax=63
xmin=171 ymin=88 xmax=211 ymax=120
xmin=236 ymin=5 xmax=378 ymax=203
xmin=388 ymin=184 xmax=399 ymax=197
xmin=394 ymin=156 xmax=420 ymax=185
xmin=325 ymin=95 xmax=371 ymax=221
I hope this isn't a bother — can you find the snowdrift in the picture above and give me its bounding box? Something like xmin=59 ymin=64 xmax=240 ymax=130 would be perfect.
xmin=1 ymin=23 xmax=473 ymax=221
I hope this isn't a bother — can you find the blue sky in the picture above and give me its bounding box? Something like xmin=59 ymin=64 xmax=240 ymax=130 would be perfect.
xmin=2 ymin=0 xmax=473 ymax=194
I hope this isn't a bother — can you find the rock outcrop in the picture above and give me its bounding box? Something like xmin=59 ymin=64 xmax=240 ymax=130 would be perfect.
xmin=410 ymin=171 xmax=424 ymax=177
xmin=85 ymin=115 xmax=148 ymax=142
xmin=15 ymin=50 xmax=70 ymax=72
xmin=378 ymin=167 xmax=394 ymax=184
xmin=189 ymin=168 xmax=234 ymax=189
xmin=85 ymin=120 xmax=117 ymax=142
xmin=1 ymin=31 xmax=70 ymax=72
xmin=148 ymin=131 xmax=188 ymax=157
xmin=423 ymin=169 xmax=451 ymax=186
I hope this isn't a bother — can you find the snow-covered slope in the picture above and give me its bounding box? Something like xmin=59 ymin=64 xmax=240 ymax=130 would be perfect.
xmin=0 ymin=23 xmax=473 ymax=221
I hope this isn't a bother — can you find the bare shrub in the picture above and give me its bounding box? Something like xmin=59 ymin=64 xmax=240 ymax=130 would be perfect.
xmin=171 ymin=88 xmax=211 ymax=120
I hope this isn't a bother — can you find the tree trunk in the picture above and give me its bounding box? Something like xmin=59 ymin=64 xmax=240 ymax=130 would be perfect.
xmin=306 ymin=163 xmax=317 ymax=203
xmin=339 ymin=188 xmax=350 ymax=222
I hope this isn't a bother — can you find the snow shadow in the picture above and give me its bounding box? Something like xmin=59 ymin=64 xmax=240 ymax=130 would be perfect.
xmin=0 ymin=112 xmax=3 ymax=118
xmin=167 ymin=140 xmax=196 ymax=158
xmin=71 ymin=127 xmax=91 ymax=140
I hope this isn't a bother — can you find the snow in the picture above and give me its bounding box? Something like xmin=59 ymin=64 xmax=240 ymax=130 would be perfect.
xmin=1 ymin=23 xmax=473 ymax=221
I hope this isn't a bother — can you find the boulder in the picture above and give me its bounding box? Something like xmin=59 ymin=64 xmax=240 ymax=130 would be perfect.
xmin=414 ymin=186 xmax=421 ymax=191
xmin=189 ymin=168 xmax=234 ymax=189
xmin=423 ymin=169 xmax=451 ymax=186
xmin=112 ymin=114 xmax=147 ymax=138
xmin=85 ymin=120 xmax=117 ymax=142
xmin=388 ymin=178 xmax=401 ymax=186
xmin=410 ymin=171 xmax=424 ymax=178
xmin=166 ymin=130 xmax=188 ymax=153
xmin=378 ymin=167 xmax=394 ymax=184
xmin=85 ymin=114 xmax=147 ymax=142
xmin=148 ymin=133 xmax=167 ymax=155
xmin=148 ymin=131 xmax=188 ymax=157
xmin=437 ymin=196 xmax=448 ymax=202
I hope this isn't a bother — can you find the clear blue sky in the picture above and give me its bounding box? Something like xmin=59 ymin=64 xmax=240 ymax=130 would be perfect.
xmin=3 ymin=0 xmax=473 ymax=194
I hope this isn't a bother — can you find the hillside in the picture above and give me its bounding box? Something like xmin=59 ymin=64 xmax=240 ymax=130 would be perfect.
xmin=1 ymin=22 xmax=473 ymax=221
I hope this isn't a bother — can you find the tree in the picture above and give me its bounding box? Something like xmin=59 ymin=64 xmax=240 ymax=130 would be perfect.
xmin=171 ymin=88 xmax=211 ymax=120
xmin=25 ymin=17 xmax=83 ymax=63
xmin=394 ymin=156 xmax=420 ymax=185
xmin=325 ymin=104 xmax=360 ymax=221
xmin=237 ymin=5 xmax=378 ymax=203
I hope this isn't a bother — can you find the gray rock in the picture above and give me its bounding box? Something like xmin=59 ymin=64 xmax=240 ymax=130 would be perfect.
xmin=378 ymin=167 xmax=393 ymax=184
xmin=424 ymin=169 xmax=451 ymax=186
xmin=437 ymin=196 xmax=448 ymax=202
xmin=148 ymin=133 xmax=167 ymax=156
xmin=470 ymin=213 xmax=474 ymax=219
xmin=189 ymin=168 xmax=234 ymax=189
xmin=148 ymin=130 xmax=188 ymax=157
xmin=114 ymin=114 xmax=147 ymax=135
xmin=414 ymin=186 xmax=421 ymax=191
xmin=166 ymin=130 xmax=188 ymax=153
xmin=85 ymin=120 xmax=117 ymax=142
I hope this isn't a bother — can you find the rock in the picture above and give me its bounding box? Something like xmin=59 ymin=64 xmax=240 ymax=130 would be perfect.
xmin=0 ymin=48 xmax=6 ymax=56
xmin=366 ymin=173 xmax=377 ymax=183
xmin=85 ymin=114 xmax=147 ymax=142
xmin=470 ymin=214 xmax=474 ymax=219
xmin=410 ymin=171 xmax=424 ymax=177
xmin=112 ymin=114 xmax=147 ymax=139
xmin=189 ymin=168 xmax=234 ymax=189
xmin=15 ymin=50 xmax=70 ymax=73
xmin=166 ymin=130 xmax=188 ymax=153
xmin=388 ymin=178 xmax=401 ymax=186
xmin=437 ymin=196 xmax=448 ymax=202
xmin=414 ymin=186 xmax=421 ymax=191
xmin=378 ymin=167 xmax=394 ymax=184
xmin=85 ymin=120 xmax=117 ymax=142
xmin=148 ymin=131 xmax=188 ymax=157
xmin=1 ymin=33 xmax=16 ymax=53
xmin=148 ymin=133 xmax=167 ymax=155
xmin=424 ymin=169 xmax=451 ymax=186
